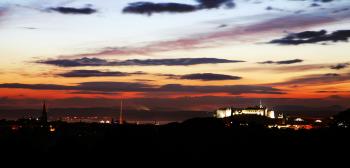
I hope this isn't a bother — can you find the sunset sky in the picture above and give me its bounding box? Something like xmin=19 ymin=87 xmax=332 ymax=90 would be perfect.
xmin=0 ymin=0 xmax=349 ymax=119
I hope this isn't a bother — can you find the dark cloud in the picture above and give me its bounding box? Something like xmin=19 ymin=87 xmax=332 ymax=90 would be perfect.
xmin=122 ymin=0 xmax=234 ymax=15
xmin=271 ymin=73 xmax=350 ymax=86
xmin=133 ymin=79 xmax=155 ymax=82
xmin=37 ymin=57 xmax=244 ymax=67
xmin=122 ymin=2 xmax=196 ymax=15
xmin=0 ymin=83 xmax=71 ymax=91
xmin=0 ymin=6 xmax=8 ymax=14
xmin=330 ymin=63 xmax=349 ymax=70
xmin=165 ymin=73 xmax=242 ymax=81
xmin=157 ymin=84 xmax=283 ymax=94
xmin=218 ymin=24 xmax=228 ymax=28
xmin=314 ymin=0 xmax=334 ymax=3
xmin=310 ymin=3 xmax=320 ymax=7
xmin=0 ymin=7 xmax=8 ymax=21
xmin=328 ymin=95 xmax=343 ymax=99
xmin=0 ymin=82 xmax=151 ymax=92
xmin=294 ymin=10 xmax=305 ymax=14
xmin=265 ymin=6 xmax=285 ymax=12
xmin=58 ymin=70 xmax=143 ymax=77
xmin=0 ymin=82 xmax=284 ymax=95
xmin=181 ymin=73 xmax=241 ymax=81
xmin=332 ymin=8 xmax=349 ymax=14
xmin=69 ymin=91 xmax=121 ymax=95
xmin=269 ymin=30 xmax=350 ymax=45
xmin=114 ymin=58 xmax=244 ymax=66
xmin=324 ymin=73 xmax=340 ymax=77
xmin=48 ymin=7 xmax=97 ymax=14
xmin=316 ymin=90 xmax=350 ymax=93
xmin=38 ymin=57 xmax=107 ymax=67
xmin=196 ymin=0 xmax=235 ymax=9
xmin=266 ymin=6 xmax=273 ymax=10
xmin=258 ymin=59 xmax=303 ymax=65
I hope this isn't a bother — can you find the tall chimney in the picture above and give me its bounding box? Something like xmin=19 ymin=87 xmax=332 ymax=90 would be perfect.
xmin=119 ymin=99 xmax=123 ymax=125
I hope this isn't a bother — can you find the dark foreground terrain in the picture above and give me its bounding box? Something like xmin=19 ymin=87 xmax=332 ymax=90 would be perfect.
xmin=0 ymin=109 xmax=349 ymax=164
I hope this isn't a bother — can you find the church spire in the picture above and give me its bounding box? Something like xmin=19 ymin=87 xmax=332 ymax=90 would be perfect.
xmin=41 ymin=100 xmax=48 ymax=124
xmin=259 ymin=99 xmax=263 ymax=108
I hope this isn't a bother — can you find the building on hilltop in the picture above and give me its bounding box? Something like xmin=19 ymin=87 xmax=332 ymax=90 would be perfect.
xmin=215 ymin=101 xmax=275 ymax=119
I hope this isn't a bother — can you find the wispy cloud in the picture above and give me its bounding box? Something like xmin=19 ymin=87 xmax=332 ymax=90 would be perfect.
xmin=316 ymin=90 xmax=350 ymax=93
xmin=332 ymin=7 xmax=350 ymax=14
xmin=37 ymin=57 xmax=244 ymax=67
xmin=0 ymin=6 xmax=9 ymax=23
xmin=234 ymin=64 xmax=327 ymax=73
xmin=0 ymin=7 xmax=6 ymax=16
xmin=21 ymin=27 xmax=39 ymax=30
xmin=61 ymin=7 xmax=349 ymax=58
xmin=271 ymin=73 xmax=350 ymax=86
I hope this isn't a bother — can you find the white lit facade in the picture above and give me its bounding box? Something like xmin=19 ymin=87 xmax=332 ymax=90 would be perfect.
xmin=215 ymin=103 xmax=275 ymax=119
xmin=216 ymin=107 xmax=232 ymax=118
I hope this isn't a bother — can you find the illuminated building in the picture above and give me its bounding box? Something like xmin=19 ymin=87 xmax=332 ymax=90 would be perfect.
xmin=315 ymin=119 xmax=322 ymax=123
xmin=216 ymin=107 xmax=232 ymax=118
xmin=49 ymin=125 xmax=56 ymax=132
xmin=277 ymin=113 xmax=284 ymax=119
xmin=294 ymin=118 xmax=304 ymax=122
xmin=215 ymin=101 xmax=275 ymax=119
